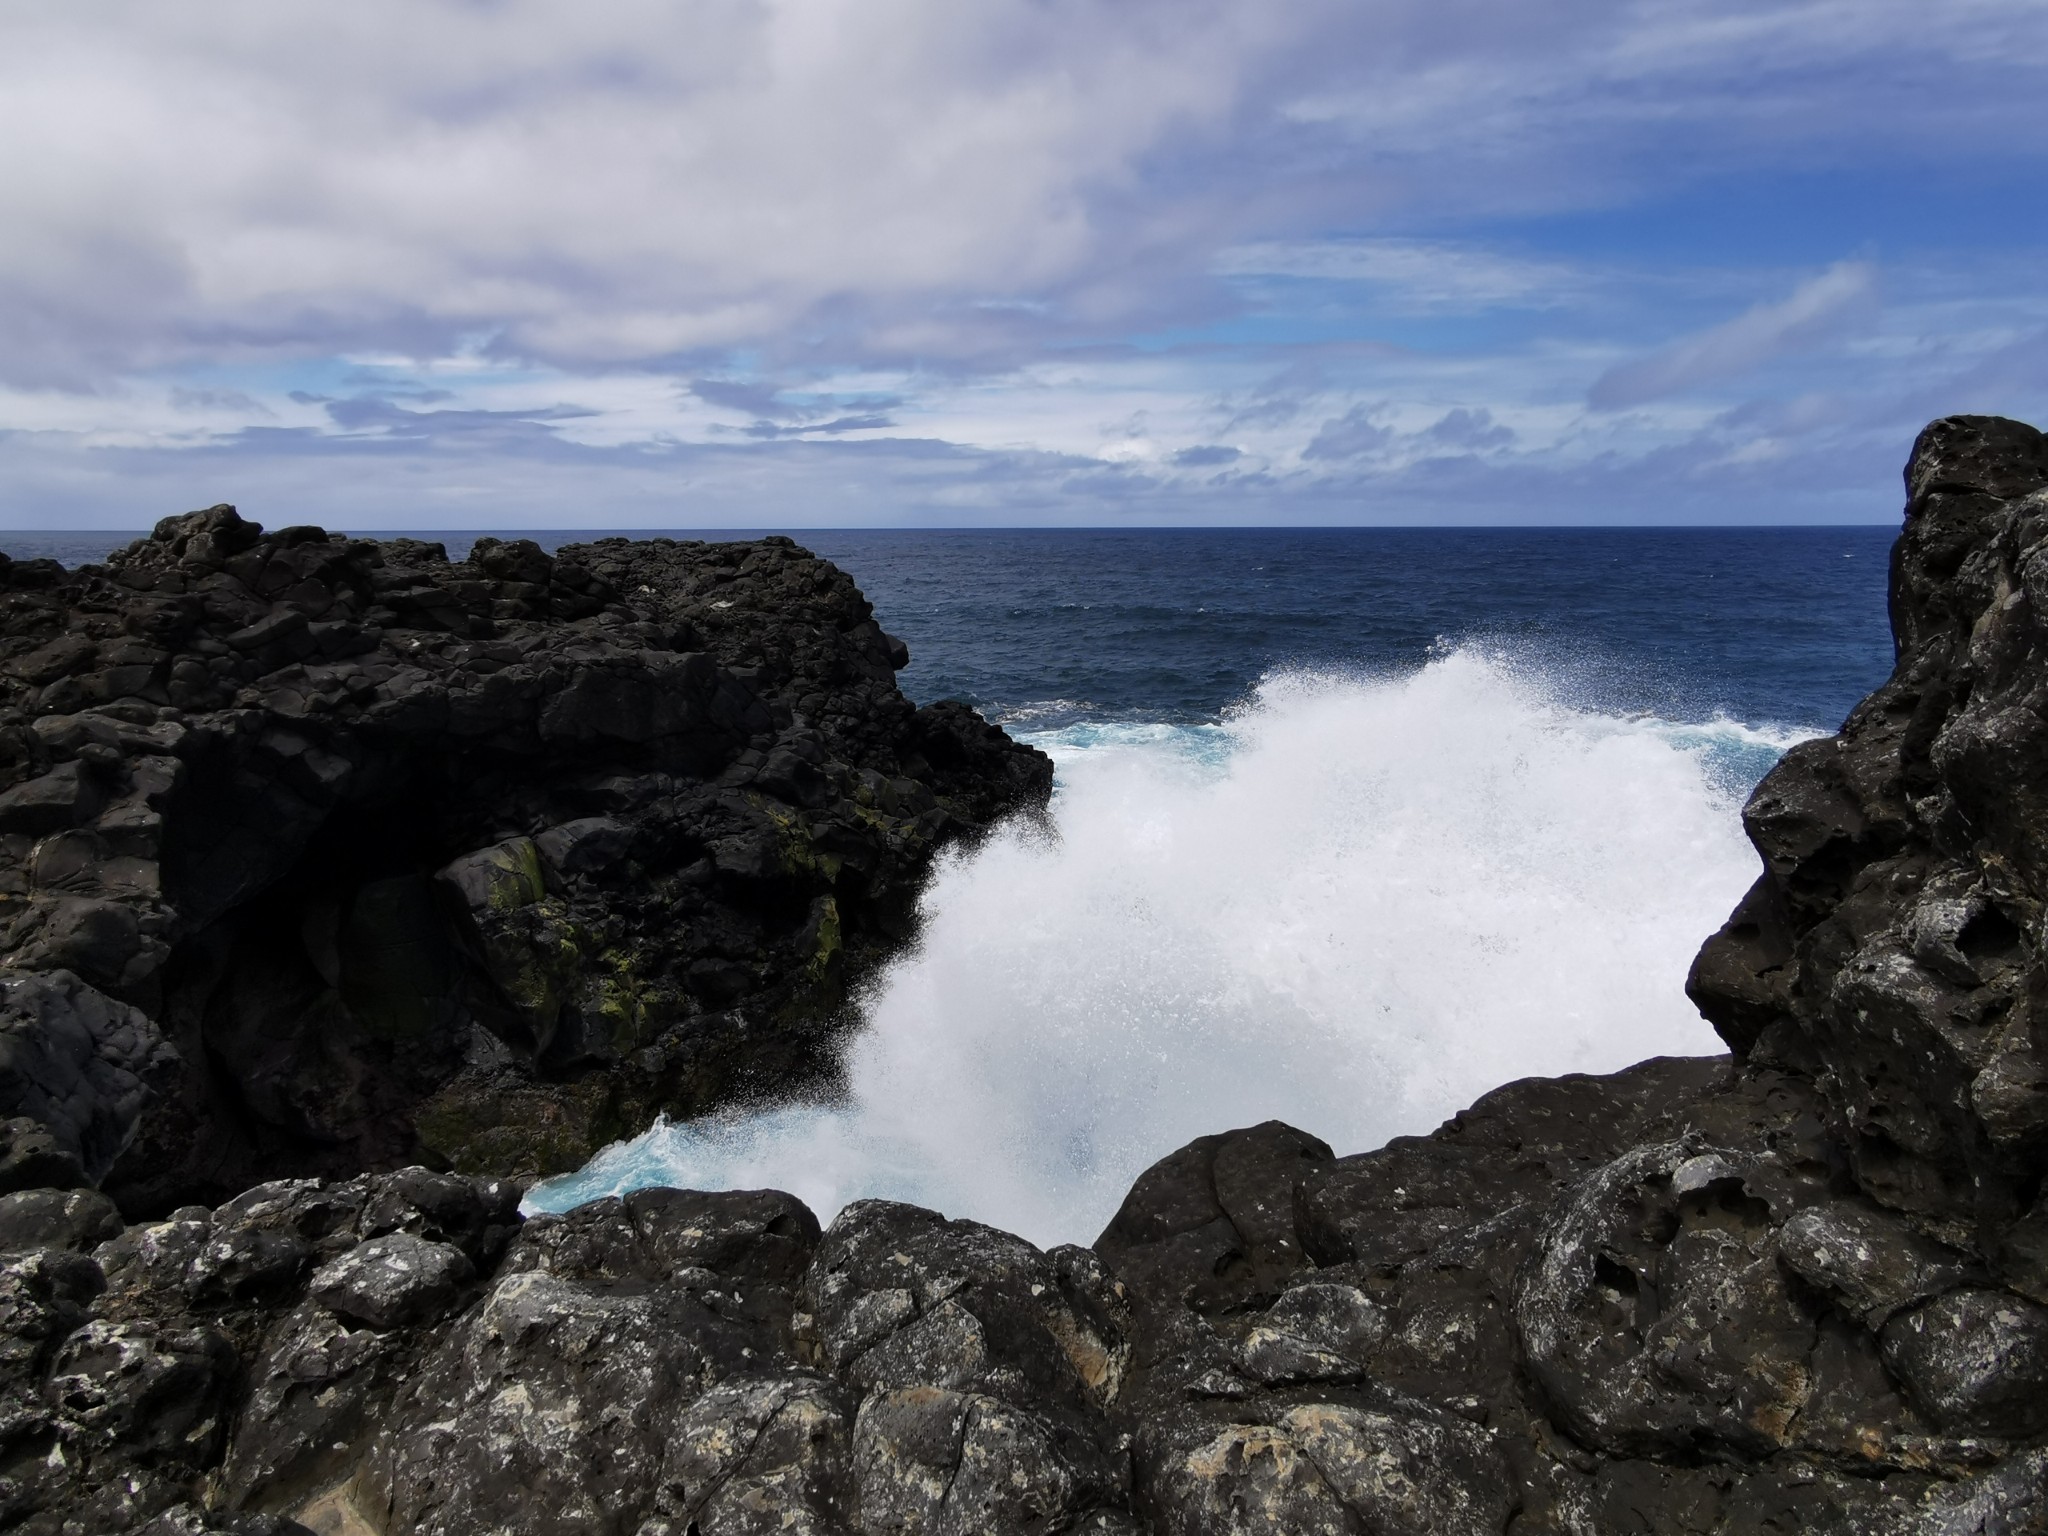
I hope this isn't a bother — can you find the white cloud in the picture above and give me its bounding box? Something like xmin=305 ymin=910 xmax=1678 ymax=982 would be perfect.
xmin=3 ymin=0 xmax=2044 ymax=392
xmin=0 ymin=0 xmax=1288 ymax=384
xmin=1588 ymin=263 xmax=1878 ymax=409
xmin=1215 ymin=240 xmax=1589 ymax=311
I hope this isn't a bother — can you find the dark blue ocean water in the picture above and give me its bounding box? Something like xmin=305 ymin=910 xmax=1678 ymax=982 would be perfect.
xmin=3 ymin=527 xmax=1898 ymax=740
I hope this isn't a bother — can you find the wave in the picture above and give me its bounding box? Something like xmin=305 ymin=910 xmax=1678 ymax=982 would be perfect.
xmin=528 ymin=647 xmax=1802 ymax=1247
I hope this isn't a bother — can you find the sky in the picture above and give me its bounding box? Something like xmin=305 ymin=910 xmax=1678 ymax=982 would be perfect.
xmin=2 ymin=0 xmax=2045 ymax=529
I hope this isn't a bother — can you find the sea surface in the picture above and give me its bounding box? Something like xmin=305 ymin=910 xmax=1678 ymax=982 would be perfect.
xmin=4 ymin=526 xmax=1899 ymax=1243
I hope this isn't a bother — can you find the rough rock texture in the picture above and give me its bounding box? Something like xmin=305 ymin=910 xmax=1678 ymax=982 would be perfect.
xmin=0 ymin=509 xmax=1050 ymax=1208
xmin=5 ymin=1061 xmax=2042 ymax=1532
xmin=5 ymin=417 xmax=2048 ymax=1531
xmin=1689 ymin=414 xmax=2048 ymax=1267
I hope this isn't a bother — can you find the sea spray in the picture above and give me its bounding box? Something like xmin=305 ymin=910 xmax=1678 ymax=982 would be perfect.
xmin=530 ymin=648 xmax=1805 ymax=1246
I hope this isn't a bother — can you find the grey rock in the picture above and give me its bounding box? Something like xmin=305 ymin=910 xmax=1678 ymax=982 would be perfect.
xmin=1690 ymin=414 xmax=2048 ymax=1242
xmin=0 ymin=761 xmax=103 ymax=834
xmin=853 ymin=1384 xmax=1125 ymax=1536
xmin=803 ymin=1199 xmax=1129 ymax=1416
xmin=307 ymin=1231 xmax=473 ymax=1330
xmin=1276 ymin=1401 xmax=1511 ymax=1536
xmin=1094 ymin=1120 xmax=1334 ymax=1316
xmin=1777 ymin=1199 xmax=1975 ymax=1326
xmin=1881 ymin=1286 xmax=2048 ymax=1438
xmin=0 ymin=968 xmax=167 ymax=1185
xmin=44 ymin=1318 xmax=236 ymax=1463
xmin=0 ymin=1113 xmax=88 ymax=1193
xmin=361 ymin=1266 xmax=775 ymax=1535
xmin=135 ymin=1504 xmax=316 ymax=1535
xmin=1516 ymin=1140 xmax=1822 ymax=1459
xmin=1238 ymin=1282 xmax=1386 ymax=1385
xmin=218 ymin=1300 xmax=408 ymax=1517
xmin=641 ymin=1372 xmax=854 ymax=1536
xmin=0 ymin=1245 xmax=106 ymax=1380
xmin=0 ymin=1186 xmax=125 ymax=1255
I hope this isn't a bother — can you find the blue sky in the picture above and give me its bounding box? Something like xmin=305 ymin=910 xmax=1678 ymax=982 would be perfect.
xmin=2 ymin=0 xmax=2045 ymax=528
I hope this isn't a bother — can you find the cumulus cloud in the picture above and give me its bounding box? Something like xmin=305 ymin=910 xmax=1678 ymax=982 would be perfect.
xmin=1588 ymin=262 xmax=1878 ymax=409
xmin=1303 ymin=404 xmax=1394 ymax=461
xmin=1421 ymin=406 xmax=1516 ymax=450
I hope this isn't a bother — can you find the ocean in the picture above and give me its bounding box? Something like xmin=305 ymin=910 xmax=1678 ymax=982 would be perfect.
xmin=4 ymin=525 xmax=1898 ymax=1243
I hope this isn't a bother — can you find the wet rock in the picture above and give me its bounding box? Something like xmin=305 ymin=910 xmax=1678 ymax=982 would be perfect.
xmin=0 ymin=1187 xmax=125 ymax=1255
xmin=854 ymin=1384 xmax=1126 ymax=1536
xmin=1880 ymin=1285 xmax=2048 ymax=1438
xmin=307 ymin=1231 xmax=473 ymax=1330
xmin=641 ymin=1372 xmax=854 ymax=1536
xmin=1094 ymin=1121 xmax=1334 ymax=1316
xmin=0 ymin=969 xmax=168 ymax=1185
xmin=1517 ymin=1140 xmax=1821 ymax=1459
xmin=803 ymin=1199 xmax=1130 ymax=1416
xmin=1777 ymin=1199 xmax=1975 ymax=1326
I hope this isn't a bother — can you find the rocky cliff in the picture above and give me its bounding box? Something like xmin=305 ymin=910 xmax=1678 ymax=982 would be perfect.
xmin=4 ymin=420 xmax=2048 ymax=1535
xmin=0 ymin=509 xmax=1051 ymax=1211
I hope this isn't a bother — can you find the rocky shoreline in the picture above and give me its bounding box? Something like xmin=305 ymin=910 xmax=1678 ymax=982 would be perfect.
xmin=0 ymin=511 xmax=1050 ymax=1211
xmin=4 ymin=416 xmax=2048 ymax=1532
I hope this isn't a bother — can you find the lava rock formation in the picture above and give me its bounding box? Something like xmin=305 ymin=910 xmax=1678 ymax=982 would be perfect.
xmin=5 ymin=417 xmax=2048 ymax=1533
xmin=0 ymin=510 xmax=1051 ymax=1210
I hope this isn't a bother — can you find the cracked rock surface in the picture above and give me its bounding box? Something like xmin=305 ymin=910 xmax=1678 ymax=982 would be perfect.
xmin=3 ymin=418 xmax=2048 ymax=1530
xmin=0 ymin=510 xmax=1050 ymax=1207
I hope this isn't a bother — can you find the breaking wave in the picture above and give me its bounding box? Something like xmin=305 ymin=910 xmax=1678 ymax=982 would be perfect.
xmin=529 ymin=647 xmax=1809 ymax=1247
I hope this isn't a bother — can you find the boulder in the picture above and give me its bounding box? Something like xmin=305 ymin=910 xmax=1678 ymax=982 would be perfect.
xmin=0 ymin=969 xmax=168 ymax=1186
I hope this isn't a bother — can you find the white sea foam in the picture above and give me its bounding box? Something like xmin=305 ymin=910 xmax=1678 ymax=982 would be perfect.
xmin=528 ymin=648 xmax=1807 ymax=1247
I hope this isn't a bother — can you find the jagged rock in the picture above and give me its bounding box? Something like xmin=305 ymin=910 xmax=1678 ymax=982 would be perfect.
xmin=0 ymin=512 xmax=1049 ymax=1211
xmin=357 ymin=1211 xmax=806 ymax=1534
xmin=45 ymin=1317 xmax=237 ymax=1464
xmin=0 ymin=969 xmax=168 ymax=1186
xmin=801 ymin=1200 xmax=1131 ymax=1418
xmin=1094 ymin=1120 xmax=1334 ymax=1316
xmin=307 ymin=1231 xmax=473 ymax=1330
xmin=1135 ymin=1397 xmax=1510 ymax=1536
xmin=1690 ymin=414 xmax=2048 ymax=1244
xmin=853 ymin=1385 xmax=1126 ymax=1536
xmin=640 ymin=1372 xmax=856 ymax=1536
xmin=0 ymin=1187 xmax=125 ymax=1255
xmin=1777 ymin=1198 xmax=1977 ymax=1326
xmin=1237 ymin=1282 xmax=1385 ymax=1386
xmin=1516 ymin=1138 xmax=1828 ymax=1459
xmin=1880 ymin=1285 xmax=2048 ymax=1438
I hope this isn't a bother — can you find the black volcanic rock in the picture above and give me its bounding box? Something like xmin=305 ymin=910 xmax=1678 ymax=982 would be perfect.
xmin=0 ymin=509 xmax=1050 ymax=1209
xmin=1690 ymin=414 xmax=2048 ymax=1268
